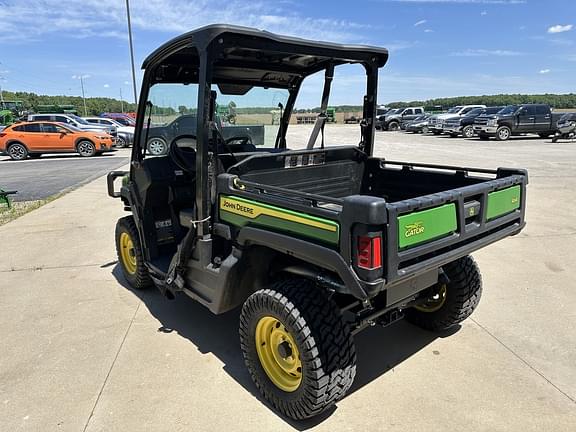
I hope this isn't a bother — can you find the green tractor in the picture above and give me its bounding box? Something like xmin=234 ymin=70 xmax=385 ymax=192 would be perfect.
xmin=0 ymin=100 xmax=24 ymax=126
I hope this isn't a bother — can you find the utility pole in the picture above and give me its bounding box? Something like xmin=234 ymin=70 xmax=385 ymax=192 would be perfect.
xmin=79 ymin=75 xmax=88 ymax=116
xmin=120 ymin=87 xmax=124 ymax=113
xmin=126 ymin=0 xmax=138 ymax=104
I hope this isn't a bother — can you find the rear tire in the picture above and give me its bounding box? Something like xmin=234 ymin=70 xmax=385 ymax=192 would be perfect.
xmin=7 ymin=142 xmax=28 ymax=160
xmin=240 ymin=278 xmax=356 ymax=420
xmin=421 ymin=126 xmax=429 ymax=134
xmin=115 ymin=216 xmax=153 ymax=290
xmin=406 ymin=255 xmax=482 ymax=332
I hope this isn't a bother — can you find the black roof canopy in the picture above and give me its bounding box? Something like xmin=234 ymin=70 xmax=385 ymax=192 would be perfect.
xmin=143 ymin=24 xmax=389 ymax=88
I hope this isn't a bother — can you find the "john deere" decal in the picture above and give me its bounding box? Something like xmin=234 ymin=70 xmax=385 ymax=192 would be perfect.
xmin=220 ymin=195 xmax=340 ymax=244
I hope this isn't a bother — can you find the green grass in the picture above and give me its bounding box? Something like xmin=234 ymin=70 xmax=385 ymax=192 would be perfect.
xmin=0 ymin=196 xmax=60 ymax=226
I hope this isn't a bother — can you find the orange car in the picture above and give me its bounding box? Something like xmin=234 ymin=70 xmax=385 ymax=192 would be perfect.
xmin=0 ymin=121 xmax=115 ymax=160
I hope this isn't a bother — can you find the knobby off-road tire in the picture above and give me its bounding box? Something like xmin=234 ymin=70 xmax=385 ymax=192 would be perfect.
xmin=240 ymin=278 xmax=356 ymax=420
xmin=406 ymin=255 xmax=482 ymax=332
xmin=115 ymin=216 xmax=153 ymax=290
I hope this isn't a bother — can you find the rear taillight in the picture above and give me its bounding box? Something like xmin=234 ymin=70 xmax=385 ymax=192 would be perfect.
xmin=0 ymin=133 xmax=6 ymax=138
xmin=357 ymin=235 xmax=382 ymax=270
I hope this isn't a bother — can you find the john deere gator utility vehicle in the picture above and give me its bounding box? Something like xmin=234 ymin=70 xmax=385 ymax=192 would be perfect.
xmin=108 ymin=25 xmax=527 ymax=420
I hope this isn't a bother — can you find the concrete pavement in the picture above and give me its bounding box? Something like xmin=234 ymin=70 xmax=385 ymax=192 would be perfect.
xmin=0 ymin=128 xmax=575 ymax=431
xmin=0 ymin=150 xmax=129 ymax=202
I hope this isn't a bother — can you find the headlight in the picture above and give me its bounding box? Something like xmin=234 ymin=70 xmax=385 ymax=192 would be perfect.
xmin=95 ymin=135 xmax=109 ymax=140
xmin=487 ymin=119 xmax=497 ymax=126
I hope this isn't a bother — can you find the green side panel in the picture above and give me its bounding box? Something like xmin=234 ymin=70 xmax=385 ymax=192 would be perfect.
xmin=219 ymin=196 xmax=340 ymax=245
xmin=486 ymin=185 xmax=521 ymax=220
xmin=398 ymin=203 xmax=457 ymax=249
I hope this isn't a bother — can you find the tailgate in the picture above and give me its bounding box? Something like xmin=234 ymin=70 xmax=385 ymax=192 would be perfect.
xmin=384 ymin=167 xmax=527 ymax=283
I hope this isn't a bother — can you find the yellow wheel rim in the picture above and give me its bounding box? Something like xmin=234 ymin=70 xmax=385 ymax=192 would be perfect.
xmin=414 ymin=284 xmax=447 ymax=313
xmin=119 ymin=232 xmax=137 ymax=275
xmin=255 ymin=316 xmax=302 ymax=392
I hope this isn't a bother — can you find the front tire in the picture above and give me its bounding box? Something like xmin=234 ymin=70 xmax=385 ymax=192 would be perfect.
xmin=77 ymin=140 xmax=96 ymax=157
xmin=496 ymin=126 xmax=511 ymax=141
xmin=406 ymin=255 xmax=482 ymax=332
xmin=115 ymin=216 xmax=152 ymax=289
xmin=388 ymin=121 xmax=400 ymax=131
xmin=147 ymin=137 xmax=168 ymax=156
xmin=7 ymin=143 xmax=28 ymax=160
xmin=462 ymin=125 xmax=474 ymax=138
xmin=240 ymin=278 xmax=356 ymax=420
xmin=115 ymin=136 xmax=128 ymax=148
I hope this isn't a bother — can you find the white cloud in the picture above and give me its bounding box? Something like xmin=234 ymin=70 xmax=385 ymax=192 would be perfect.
xmin=539 ymin=69 xmax=551 ymax=74
xmin=450 ymin=49 xmax=523 ymax=57
xmin=384 ymin=0 xmax=525 ymax=3
xmin=424 ymin=29 xmax=434 ymax=33
xmin=414 ymin=19 xmax=427 ymax=26
xmin=124 ymin=81 xmax=131 ymax=85
xmin=103 ymin=83 xmax=110 ymax=88
xmin=480 ymin=11 xmax=488 ymax=16
xmin=548 ymin=24 xmax=573 ymax=34
xmin=71 ymin=74 xmax=91 ymax=79
xmin=0 ymin=0 xmax=373 ymax=44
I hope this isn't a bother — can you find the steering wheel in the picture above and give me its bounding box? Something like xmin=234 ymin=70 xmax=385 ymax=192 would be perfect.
xmin=169 ymin=134 xmax=197 ymax=173
xmin=225 ymin=135 xmax=253 ymax=146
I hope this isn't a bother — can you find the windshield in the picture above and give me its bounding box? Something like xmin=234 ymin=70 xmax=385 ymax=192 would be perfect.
xmin=67 ymin=114 xmax=90 ymax=125
xmin=498 ymin=105 xmax=518 ymax=115
xmin=142 ymin=83 xmax=289 ymax=155
xmin=465 ymin=108 xmax=483 ymax=116
xmin=61 ymin=124 xmax=83 ymax=132
xmin=447 ymin=106 xmax=463 ymax=113
xmin=560 ymin=113 xmax=576 ymax=122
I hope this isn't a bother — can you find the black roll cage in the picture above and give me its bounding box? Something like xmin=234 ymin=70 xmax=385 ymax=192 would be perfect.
xmin=131 ymin=24 xmax=389 ymax=237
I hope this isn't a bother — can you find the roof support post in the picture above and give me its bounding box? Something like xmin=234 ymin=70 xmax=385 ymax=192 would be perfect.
xmin=196 ymin=46 xmax=214 ymax=238
xmin=362 ymin=62 xmax=379 ymax=156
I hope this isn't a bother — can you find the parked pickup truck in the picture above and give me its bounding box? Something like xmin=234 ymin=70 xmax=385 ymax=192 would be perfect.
xmin=443 ymin=106 xmax=504 ymax=138
xmin=428 ymin=105 xmax=486 ymax=135
xmin=474 ymin=104 xmax=563 ymax=141
xmin=380 ymin=106 xmax=424 ymax=131
xmin=107 ymin=25 xmax=528 ymax=420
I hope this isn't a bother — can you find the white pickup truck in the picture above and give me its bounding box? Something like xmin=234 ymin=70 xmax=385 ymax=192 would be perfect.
xmin=427 ymin=105 xmax=486 ymax=135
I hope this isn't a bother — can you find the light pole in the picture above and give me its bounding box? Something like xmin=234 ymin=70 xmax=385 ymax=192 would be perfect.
xmin=120 ymin=87 xmax=124 ymax=113
xmin=79 ymin=75 xmax=88 ymax=116
xmin=125 ymin=0 xmax=138 ymax=105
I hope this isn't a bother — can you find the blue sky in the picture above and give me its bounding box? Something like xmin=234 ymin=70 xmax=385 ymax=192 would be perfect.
xmin=0 ymin=0 xmax=574 ymax=107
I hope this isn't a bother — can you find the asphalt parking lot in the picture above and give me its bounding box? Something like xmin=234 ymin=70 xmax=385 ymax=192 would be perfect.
xmin=0 ymin=126 xmax=575 ymax=431
xmin=0 ymin=150 xmax=130 ymax=201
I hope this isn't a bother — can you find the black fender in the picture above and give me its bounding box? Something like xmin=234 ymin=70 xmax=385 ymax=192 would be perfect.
xmin=237 ymin=227 xmax=384 ymax=300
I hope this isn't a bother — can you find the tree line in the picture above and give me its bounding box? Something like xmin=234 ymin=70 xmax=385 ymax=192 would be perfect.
xmin=3 ymin=90 xmax=575 ymax=115
xmin=386 ymin=93 xmax=576 ymax=110
xmin=1 ymin=90 xmax=137 ymax=115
